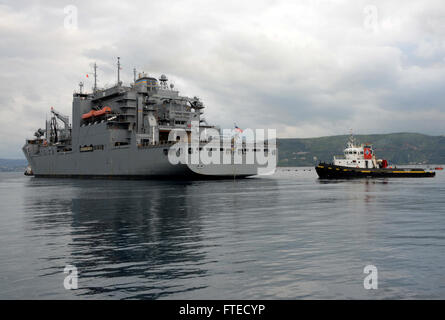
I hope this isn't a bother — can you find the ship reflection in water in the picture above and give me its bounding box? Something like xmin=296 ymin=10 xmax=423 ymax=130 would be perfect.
xmin=20 ymin=176 xmax=280 ymax=299
xmin=69 ymin=181 xmax=209 ymax=299
xmin=1 ymin=168 xmax=445 ymax=299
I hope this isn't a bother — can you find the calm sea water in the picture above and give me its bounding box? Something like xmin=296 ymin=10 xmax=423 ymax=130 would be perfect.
xmin=1 ymin=168 xmax=445 ymax=299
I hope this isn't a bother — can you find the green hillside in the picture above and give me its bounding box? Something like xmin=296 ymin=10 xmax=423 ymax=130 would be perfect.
xmin=277 ymin=133 xmax=445 ymax=166
xmin=0 ymin=158 xmax=27 ymax=172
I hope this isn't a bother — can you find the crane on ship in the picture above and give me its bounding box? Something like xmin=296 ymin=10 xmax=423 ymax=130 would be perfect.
xmin=49 ymin=107 xmax=71 ymax=144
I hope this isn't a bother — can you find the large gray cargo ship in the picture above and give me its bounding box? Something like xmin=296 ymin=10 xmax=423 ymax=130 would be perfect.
xmin=23 ymin=59 xmax=275 ymax=178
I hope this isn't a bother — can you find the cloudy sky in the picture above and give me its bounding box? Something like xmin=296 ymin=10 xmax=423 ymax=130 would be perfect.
xmin=1 ymin=0 xmax=445 ymax=158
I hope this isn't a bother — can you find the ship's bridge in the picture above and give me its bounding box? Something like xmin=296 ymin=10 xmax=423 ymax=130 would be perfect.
xmin=343 ymin=146 xmax=365 ymax=160
xmin=135 ymin=74 xmax=158 ymax=89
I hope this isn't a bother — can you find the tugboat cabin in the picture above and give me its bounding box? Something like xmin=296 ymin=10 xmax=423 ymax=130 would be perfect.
xmin=333 ymin=136 xmax=388 ymax=169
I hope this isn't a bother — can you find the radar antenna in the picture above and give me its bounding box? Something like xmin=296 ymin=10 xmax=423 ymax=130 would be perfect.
xmin=159 ymin=74 xmax=168 ymax=89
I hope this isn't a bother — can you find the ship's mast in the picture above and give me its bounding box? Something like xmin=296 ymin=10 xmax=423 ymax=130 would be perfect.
xmin=347 ymin=129 xmax=355 ymax=148
xmin=93 ymin=62 xmax=97 ymax=92
xmin=117 ymin=57 xmax=121 ymax=85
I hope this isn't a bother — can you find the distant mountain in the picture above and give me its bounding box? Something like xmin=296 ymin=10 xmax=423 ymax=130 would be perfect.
xmin=0 ymin=159 xmax=27 ymax=172
xmin=277 ymin=133 xmax=445 ymax=166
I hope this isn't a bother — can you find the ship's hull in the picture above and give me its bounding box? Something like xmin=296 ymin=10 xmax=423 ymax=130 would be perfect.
xmin=23 ymin=144 xmax=260 ymax=179
xmin=315 ymin=163 xmax=435 ymax=179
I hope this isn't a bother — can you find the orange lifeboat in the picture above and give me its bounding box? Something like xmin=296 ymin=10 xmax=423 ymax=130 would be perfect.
xmin=81 ymin=110 xmax=94 ymax=119
xmin=93 ymin=106 xmax=111 ymax=117
xmin=81 ymin=106 xmax=111 ymax=119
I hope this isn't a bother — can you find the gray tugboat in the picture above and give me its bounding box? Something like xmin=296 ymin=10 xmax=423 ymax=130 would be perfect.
xmin=23 ymin=59 xmax=275 ymax=178
xmin=315 ymin=134 xmax=435 ymax=179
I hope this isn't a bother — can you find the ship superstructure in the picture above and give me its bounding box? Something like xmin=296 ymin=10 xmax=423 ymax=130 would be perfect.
xmin=333 ymin=134 xmax=383 ymax=169
xmin=23 ymin=59 xmax=275 ymax=178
